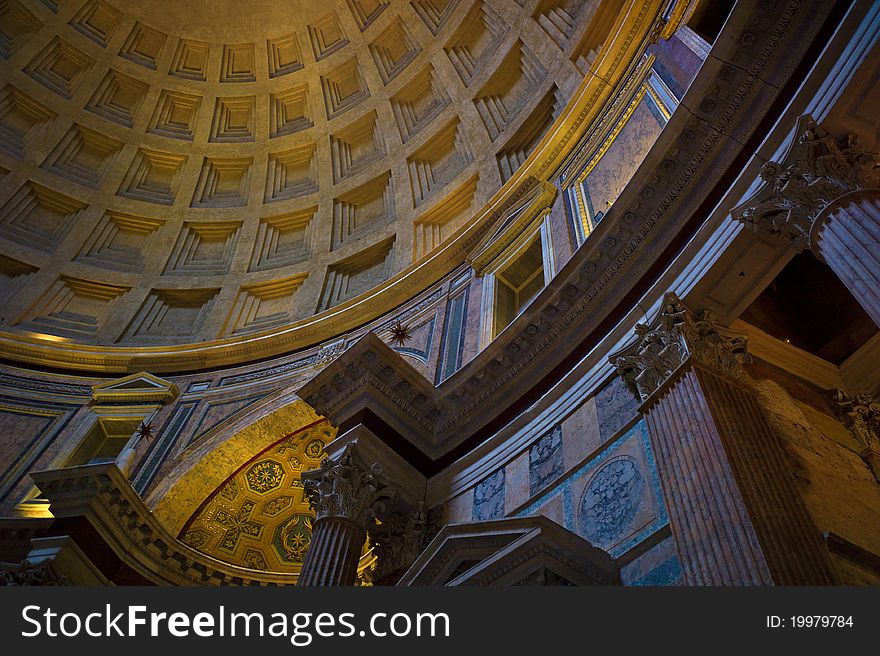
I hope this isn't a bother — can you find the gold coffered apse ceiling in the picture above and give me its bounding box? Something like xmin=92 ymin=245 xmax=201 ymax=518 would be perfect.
xmin=181 ymin=420 xmax=336 ymax=575
xmin=0 ymin=0 xmax=617 ymax=366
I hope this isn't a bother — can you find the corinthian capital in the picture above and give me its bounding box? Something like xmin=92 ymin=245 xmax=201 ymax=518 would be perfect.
xmin=301 ymin=444 xmax=399 ymax=530
xmin=611 ymin=293 xmax=750 ymax=404
xmin=369 ymin=502 xmax=428 ymax=584
xmin=831 ymin=390 xmax=880 ymax=483
xmin=0 ymin=560 xmax=66 ymax=586
xmin=732 ymin=115 xmax=880 ymax=251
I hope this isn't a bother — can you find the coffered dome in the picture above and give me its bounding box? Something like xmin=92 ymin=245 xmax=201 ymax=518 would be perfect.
xmin=0 ymin=0 xmax=607 ymax=361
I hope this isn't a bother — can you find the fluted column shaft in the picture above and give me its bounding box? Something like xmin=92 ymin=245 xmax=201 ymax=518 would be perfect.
xmin=297 ymin=516 xmax=364 ymax=587
xmin=295 ymin=443 xmax=398 ymax=587
xmin=813 ymin=190 xmax=880 ymax=327
xmin=645 ymin=364 xmax=837 ymax=585
xmin=612 ymin=293 xmax=838 ymax=586
xmin=732 ymin=117 xmax=880 ymax=326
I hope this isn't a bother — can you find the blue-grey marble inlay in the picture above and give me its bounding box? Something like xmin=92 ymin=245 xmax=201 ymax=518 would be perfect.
xmin=529 ymin=424 xmax=563 ymax=497
xmin=595 ymin=375 xmax=640 ymax=442
xmin=580 ymin=457 xmax=644 ymax=548
xmin=473 ymin=469 xmax=505 ymax=521
xmin=516 ymin=420 xmax=668 ymax=559
xmin=132 ymin=401 xmax=198 ymax=495
xmin=436 ymin=288 xmax=468 ymax=384
xmin=630 ymin=556 xmax=682 ymax=586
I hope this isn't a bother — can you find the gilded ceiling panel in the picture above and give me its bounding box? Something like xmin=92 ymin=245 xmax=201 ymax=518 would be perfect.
xmin=180 ymin=420 xmax=336 ymax=574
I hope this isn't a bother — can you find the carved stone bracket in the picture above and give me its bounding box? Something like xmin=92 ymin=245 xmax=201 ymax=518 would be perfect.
xmin=611 ymin=292 xmax=750 ymax=404
xmin=732 ymin=115 xmax=880 ymax=252
xmin=302 ymin=444 xmax=400 ymax=531
xmin=831 ymin=389 xmax=880 ymax=483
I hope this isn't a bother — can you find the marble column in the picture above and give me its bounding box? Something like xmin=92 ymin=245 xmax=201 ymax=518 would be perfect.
xmin=297 ymin=445 xmax=398 ymax=587
xmin=612 ymin=293 xmax=838 ymax=585
xmin=813 ymin=190 xmax=880 ymax=326
xmin=733 ymin=115 xmax=880 ymax=327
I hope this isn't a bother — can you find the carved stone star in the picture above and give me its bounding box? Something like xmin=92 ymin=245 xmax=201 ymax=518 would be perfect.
xmin=135 ymin=422 xmax=155 ymax=441
xmin=388 ymin=320 xmax=412 ymax=347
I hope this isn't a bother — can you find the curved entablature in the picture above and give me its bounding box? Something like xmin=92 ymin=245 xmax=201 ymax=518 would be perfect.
xmin=0 ymin=0 xmax=687 ymax=372
xmin=296 ymin=0 xmax=846 ymax=468
xmin=28 ymin=460 xmax=372 ymax=585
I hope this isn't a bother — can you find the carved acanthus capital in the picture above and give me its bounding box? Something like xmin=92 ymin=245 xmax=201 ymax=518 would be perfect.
xmin=0 ymin=560 xmax=66 ymax=586
xmin=831 ymin=390 xmax=880 ymax=483
xmin=732 ymin=116 xmax=880 ymax=251
xmin=369 ymin=502 xmax=428 ymax=585
xmin=302 ymin=444 xmax=399 ymax=530
xmin=611 ymin=293 xmax=750 ymax=404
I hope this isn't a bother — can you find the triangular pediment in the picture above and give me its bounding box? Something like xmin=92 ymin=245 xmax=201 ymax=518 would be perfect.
xmin=91 ymin=372 xmax=179 ymax=404
xmin=398 ymin=516 xmax=619 ymax=586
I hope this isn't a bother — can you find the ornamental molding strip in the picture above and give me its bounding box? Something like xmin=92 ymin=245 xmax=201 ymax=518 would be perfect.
xmin=732 ymin=115 xmax=880 ymax=251
xmin=610 ymin=292 xmax=750 ymax=405
xmin=302 ymin=443 xmax=399 ymax=530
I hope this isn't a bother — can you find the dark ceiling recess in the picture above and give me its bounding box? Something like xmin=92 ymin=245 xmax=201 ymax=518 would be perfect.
xmin=741 ymin=251 xmax=878 ymax=365
xmin=687 ymin=0 xmax=736 ymax=44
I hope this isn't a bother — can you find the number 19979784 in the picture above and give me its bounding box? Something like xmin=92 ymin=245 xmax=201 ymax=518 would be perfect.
xmin=766 ymin=616 xmax=853 ymax=628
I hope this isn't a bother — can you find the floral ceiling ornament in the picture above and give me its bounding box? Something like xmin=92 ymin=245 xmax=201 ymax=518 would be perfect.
xmin=274 ymin=514 xmax=313 ymax=563
xmin=245 ymin=460 xmax=285 ymax=494
xmin=732 ymin=115 xmax=880 ymax=251
xmin=134 ymin=422 xmax=155 ymax=441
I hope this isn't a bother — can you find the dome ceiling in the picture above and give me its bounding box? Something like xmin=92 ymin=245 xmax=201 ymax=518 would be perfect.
xmin=0 ymin=0 xmax=602 ymax=354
